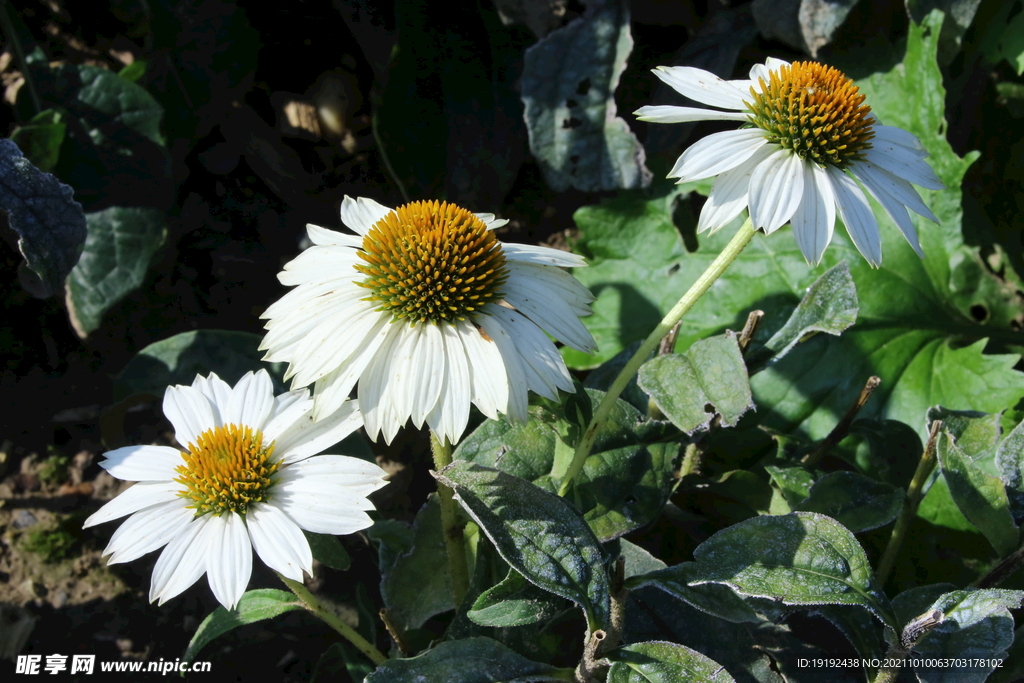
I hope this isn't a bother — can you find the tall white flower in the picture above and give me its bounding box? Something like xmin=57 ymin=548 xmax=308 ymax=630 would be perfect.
xmin=260 ymin=198 xmax=596 ymax=445
xmin=83 ymin=370 xmax=388 ymax=611
xmin=636 ymin=58 xmax=943 ymax=266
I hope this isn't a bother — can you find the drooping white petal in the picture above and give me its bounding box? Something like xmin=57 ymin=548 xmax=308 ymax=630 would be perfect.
xmin=634 ymin=105 xmax=748 ymax=123
xmin=748 ymin=149 xmax=804 ymax=233
xmin=84 ymin=480 xmax=183 ymax=527
xmin=149 ymin=515 xmax=211 ymax=605
xmin=476 ymin=311 xmax=529 ymax=423
xmin=428 ymin=323 xmax=471 ymax=443
xmin=487 ymin=305 xmax=573 ymax=400
xmin=284 ymin=299 xmax=382 ymax=386
xmin=863 ymin=146 xmax=944 ymax=190
xmin=504 ymin=261 xmax=593 ymax=314
xmin=311 ymin=315 xmax=392 ymax=422
xmin=99 ymin=445 xmax=184 ymax=482
xmin=502 ymin=243 xmax=587 ymax=267
xmin=871 ymin=125 xmax=929 ymax=158
xmin=103 ymin=501 xmax=194 ymax=564
xmin=359 ymin=322 xmax=408 ymax=443
xmin=826 ymin=165 xmax=882 ymax=267
xmin=275 ymin=457 xmax=387 ymax=534
xmin=277 ymin=245 xmax=363 ymax=286
xmin=263 ymin=287 xmax=371 ymax=357
xmin=652 ymin=66 xmax=750 ymax=111
xmin=206 ymin=512 xmax=252 ymax=610
xmin=696 ymin=144 xmax=775 ymax=234
xmin=856 ymin=161 xmax=939 ymax=222
xmin=224 ymin=370 xmax=274 ymax=430
xmin=270 ymin=399 xmax=362 ymax=465
xmin=306 ymin=224 xmax=365 ymax=247
xmin=850 ymin=163 xmax=924 ymax=257
xmin=163 ymin=385 xmax=216 ymax=448
xmin=669 ymin=128 xmax=769 ymax=182
xmin=500 ymin=275 xmax=597 ymax=353
xmin=340 ymin=196 xmax=393 ymax=236
xmin=190 ymin=373 xmax=231 ymax=425
xmin=458 ymin=318 xmax=509 ymax=421
xmin=789 ymin=161 xmax=836 ymax=265
xmin=247 ymin=503 xmax=313 ymax=582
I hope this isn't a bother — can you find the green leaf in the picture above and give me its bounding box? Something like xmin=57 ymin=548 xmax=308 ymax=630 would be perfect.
xmin=607 ymin=641 xmax=735 ymax=683
xmin=113 ymin=330 xmax=286 ymax=402
xmin=936 ymin=429 xmax=1018 ymax=556
xmin=846 ymin=419 xmax=923 ymax=487
xmin=618 ymin=538 xmax=667 ymax=578
xmin=815 ymin=604 xmax=889 ymax=662
xmin=583 ymin=340 xmax=650 ymax=412
xmin=764 ymin=465 xmax=816 ymax=510
xmin=117 ymin=60 xmax=147 ymax=83
xmin=521 ymin=0 xmax=650 ymax=192
xmin=468 ymin=567 xmax=568 ymax=627
xmin=627 ymin=562 xmax=761 ymax=624
xmin=989 ymin=624 xmax=1024 ymax=683
xmin=365 ymin=637 xmax=559 ymax=682
xmin=304 ymin=531 xmax=351 ymax=572
xmin=182 ymin=589 xmax=304 ymax=664
xmin=929 ymin=407 xmax=1003 ymax=465
xmin=992 ymin=8 xmax=1024 ymax=74
xmin=689 ymin=512 xmax=898 ymax=629
xmin=638 ymin=332 xmax=754 ymax=435
xmin=795 ymin=471 xmax=904 ymax=533
xmin=9 ymin=108 xmax=66 ymax=173
xmin=996 ymin=417 xmax=1024 ymax=522
xmin=65 ymin=206 xmax=166 ymax=336
xmin=0 ymin=137 xmax=86 ymax=298
xmin=911 ymin=589 xmax=1024 ymax=683
xmin=435 ymin=460 xmax=611 ymax=631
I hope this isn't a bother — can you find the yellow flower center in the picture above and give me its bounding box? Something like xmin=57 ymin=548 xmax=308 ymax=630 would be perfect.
xmin=175 ymin=424 xmax=280 ymax=516
xmin=354 ymin=200 xmax=508 ymax=324
xmin=746 ymin=61 xmax=874 ymax=167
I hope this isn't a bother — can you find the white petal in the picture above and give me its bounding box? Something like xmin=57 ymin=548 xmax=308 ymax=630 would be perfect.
xmin=271 ymin=399 xmax=363 ymax=465
xmin=695 ymin=144 xmax=774 ymax=234
xmin=84 ymin=480 xmax=183 ymax=527
xmin=284 ymin=300 xmax=384 ymax=387
xmin=487 ymin=306 xmax=573 ymax=400
xmin=163 ymin=385 xmax=216 ymax=448
xmin=652 ymin=66 xmax=750 ymax=111
xmin=748 ymin=57 xmax=790 ymax=84
xmin=149 ymin=515 xmax=210 ymax=605
xmin=206 ymin=512 xmax=252 ymax=610
xmin=306 ymin=223 xmax=364 ymax=247
xmin=872 ymin=125 xmax=928 ymax=158
xmin=851 ymin=163 xmax=924 ymax=257
xmin=501 ymin=275 xmax=597 ymax=353
xmin=748 ymin=149 xmax=804 ymax=233
xmin=224 ymin=370 xmax=274 ymax=430
xmin=475 ymin=213 xmax=509 ymax=230
xmin=826 ymin=166 xmax=882 ymax=267
xmin=265 ymin=389 xmax=311 ymax=435
xmin=311 ymin=315 xmax=392 ymax=421
xmin=855 ymin=161 xmax=939 ymax=222
xmin=275 ymin=457 xmax=386 ymax=534
xmin=278 ymin=245 xmax=362 ymax=286
xmin=103 ymin=501 xmax=194 ymax=564
xmin=863 ymin=145 xmax=943 ymax=190
xmin=458 ymin=318 xmax=509 ymax=421
xmin=476 ymin=311 xmax=529 ymax=423
xmin=247 ymin=503 xmax=312 ymax=582
xmin=263 ymin=275 xmax=360 ymax=321
xmin=669 ymin=128 xmax=769 ymax=182
xmin=427 ymin=324 xmax=471 ymax=443
xmin=99 ymin=445 xmax=184 ymax=482
xmin=790 ymin=161 xmax=836 ymax=265
xmin=190 ymin=373 xmax=231 ymax=425
xmin=634 ymin=105 xmax=748 ymax=124
xmin=263 ymin=287 xmax=371 ymax=355
xmin=340 ymin=196 xmax=393 ymax=236
xmin=502 ymin=243 xmax=587 ymax=267
xmin=359 ymin=322 xmax=408 ymax=444
xmin=409 ymin=323 xmax=445 ymax=429
xmin=504 ymin=261 xmax=594 ymax=314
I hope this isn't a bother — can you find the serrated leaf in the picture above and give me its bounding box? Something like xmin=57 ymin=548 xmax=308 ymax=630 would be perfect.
xmin=303 ymin=531 xmax=351 ymax=572
xmin=0 ymin=138 xmax=85 ymax=298
xmin=689 ymin=512 xmax=898 ymax=629
xmin=521 ymin=0 xmax=650 ymax=192
xmin=9 ymin=108 xmax=66 ymax=173
xmin=435 ymin=460 xmax=611 ymax=630
xmin=607 ymin=640 xmax=735 ymax=683
xmin=365 ymin=636 xmax=558 ymax=682
xmin=182 ymin=589 xmax=304 ymax=663
xmin=65 ymin=206 xmax=166 ymax=336
xmin=996 ymin=418 xmax=1024 ymax=523
xmin=795 ymin=471 xmax=904 ymax=533
xmin=638 ymin=332 xmax=754 ymax=435
xmin=468 ymin=567 xmax=567 ymax=627
xmin=628 ymin=562 xmax=761 ymax=624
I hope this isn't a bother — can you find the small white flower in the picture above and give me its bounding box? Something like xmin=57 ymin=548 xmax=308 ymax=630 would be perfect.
xmin=83 ymin=370 xmax=388 ymax=611
xmin=260 ymin=198 xmax=597 ymax=445
xmin=635 ymin=58 xmax=943 ymax=266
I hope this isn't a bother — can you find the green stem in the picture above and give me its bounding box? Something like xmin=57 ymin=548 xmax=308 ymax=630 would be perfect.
xmin=278 ymin=573 xmax=387 ymax=666
xmin=558 ymin=217 xmax=758 ymax=497
xmin=875 ymin=420 xmax=943 ymax=586
xmin=431 ymin=432 xmax=470 ymax=609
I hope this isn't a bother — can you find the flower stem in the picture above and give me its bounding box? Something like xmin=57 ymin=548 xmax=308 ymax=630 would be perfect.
xmin=431 ymin=431 xmax=470 ymax=610
xmin=278 ymin=573 xmax=387 ymax=666
xmin=558 ymin=217 xmax=758 ymax=497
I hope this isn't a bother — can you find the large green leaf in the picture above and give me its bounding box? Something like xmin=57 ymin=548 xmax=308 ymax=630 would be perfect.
xmin=568 ymin=11 xmax=1024 ymax=443
xmin=182 ymin=589 xmax=304 ymax=664
xmin=794 ymin=471 xmax=904 ymax=533
xmin=607 ymin=641 xmax=735 ymax=683
xmin=627 ymin=562 xmax=761 ymax=624
xmin=435 ymin=461 xmax=611 ymax=630
xmin=66 ymin=207 xmax=166 ymax=336
xmin=689 ymin=512 xmax=898 ymax=629
xmin=364 ymin=637 xmax=559 ymax=682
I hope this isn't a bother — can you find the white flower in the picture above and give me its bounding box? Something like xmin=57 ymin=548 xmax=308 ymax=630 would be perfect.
xmin=635 ymin=58 xmax=943 ymax=266
xmin=83 ymin=370 xmax=388 ymax=611
xmin=259 ymin=198 xmax=596 ymax=445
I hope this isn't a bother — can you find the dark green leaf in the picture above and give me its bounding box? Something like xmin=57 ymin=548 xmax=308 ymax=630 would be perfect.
xmin=988 ymin=624 xmax=1024 ymax=683
xmin=690 ymin=512 xmax=898 ymax=629
xmin=583 ymin=340 xmax=650 ymax=412
xmin=618 ymin=538 xmax=667 ymax=578
xmin=764 ymin=465 xmax=815 ymax=510
xmin=996 ymin=418 xmax=1024 ymax=523
xmin=815 ymin=604 xmax=888 ymax=662
xmin=117 ymin=60 xmax=147 ymax=83
xmin=846 ymin=419 xmax=923 ymax=487
xmin=468 ymin=567 xmax=568 ymax=627
xmin=435 ymin=461 xmax=611 ymax=630
xmin=182 ymin=589 xmax=303 ymax=664
xmin=795 ymin=472 xmax=904 ymax=533
xmin=521 ymin=0 xmax=651 ymax=192
xmin=9 ymin=108 xmax=66 ymax=173
xmin=638 ymin=332 xmax=754 ymax=434
xmin=311 ymin=642 xmax=372 ymax=683
xmin=607 ymin=640 xmax=735 ymax=683
xmin=364 ymin=637 xmax=559 ymax=682
xmin=303 ymin=531 xmax=351 ymax=572
xmin=928 ymin=407 xmax=1002 ymax=463
xmin=0 ymin=138 xmax=85 ymax=298
xmin=65 ymin=206 xmax=166 ymax=336
xmin=628 ymin=562 xmax=761 ymax=624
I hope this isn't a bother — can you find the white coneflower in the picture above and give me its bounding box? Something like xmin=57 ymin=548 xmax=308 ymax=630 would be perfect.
xmin=84 ymin=370 xmax=388 ymax=610
xmin=260 ymin=197 xmax=596 ymax=445
xmin=636 ymin=58 xmax=943 ymax=266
